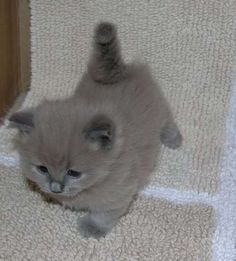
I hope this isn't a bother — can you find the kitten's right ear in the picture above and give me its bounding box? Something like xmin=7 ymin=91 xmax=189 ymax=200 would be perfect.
xmin=8 ymin=109 xmax=35 ymax=133
xmin=84 ymin=116 xmax=114 ymax=151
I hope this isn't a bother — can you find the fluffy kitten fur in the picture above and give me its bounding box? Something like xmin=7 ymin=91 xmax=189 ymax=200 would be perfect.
xmin=9 ymin=22 xmax=182 ymax=238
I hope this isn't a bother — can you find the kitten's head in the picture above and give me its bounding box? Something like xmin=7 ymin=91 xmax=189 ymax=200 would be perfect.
xmin=9 ymin=99 xmax=123 ymax=197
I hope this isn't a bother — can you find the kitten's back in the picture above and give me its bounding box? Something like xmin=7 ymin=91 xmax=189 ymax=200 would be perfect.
xmin=76 ymin=22 xmax=167 ymax=152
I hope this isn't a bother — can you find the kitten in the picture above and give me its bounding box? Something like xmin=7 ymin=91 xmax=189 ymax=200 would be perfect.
xmin=9 ymin=22 xmax=182 ymax=238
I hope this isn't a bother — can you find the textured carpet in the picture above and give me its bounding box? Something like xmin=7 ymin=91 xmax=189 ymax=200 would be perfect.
xmin=1 ymin=0 xmax=236 ymax=260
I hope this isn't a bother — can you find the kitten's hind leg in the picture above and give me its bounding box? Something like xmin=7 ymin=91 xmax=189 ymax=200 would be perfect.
xmin=78 ymin=208 xmax=127 ymax=239
xmin=160 ymin=121 xmax=182 ymax=149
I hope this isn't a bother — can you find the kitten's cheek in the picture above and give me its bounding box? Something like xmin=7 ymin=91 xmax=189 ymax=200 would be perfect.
xmin=65 ymin=182 xmax=83 ymax=194
xmin=27 ymin=168 xmax=39 ymax=181
xmin=27 ymin=167 xmax=47 ymax=185
xmin=23 ymin=169 xmax=36 ymax=182
xmin=26 ymin=175 xmax=39 ymax=186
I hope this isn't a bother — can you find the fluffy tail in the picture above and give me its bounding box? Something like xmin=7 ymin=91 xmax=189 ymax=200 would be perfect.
xmin=88 ymin=22 xmax=126 ymax=84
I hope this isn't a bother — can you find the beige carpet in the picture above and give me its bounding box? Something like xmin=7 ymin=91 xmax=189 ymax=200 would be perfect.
xmin=1 ymin=0 xmax=236 ymax=260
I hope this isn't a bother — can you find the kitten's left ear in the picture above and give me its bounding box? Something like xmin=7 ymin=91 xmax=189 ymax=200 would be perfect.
xmin=84 ymin=116 xmax=114 ymax=150
xmin=8 ymin=109 xmax=35 ymax=133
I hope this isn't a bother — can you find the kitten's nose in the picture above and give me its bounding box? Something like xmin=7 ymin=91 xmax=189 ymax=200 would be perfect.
xmin=50 ymin=181 xmax=64 ymax=193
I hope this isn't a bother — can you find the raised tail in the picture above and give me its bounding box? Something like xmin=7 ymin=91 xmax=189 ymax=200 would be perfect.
xmin=88 ymin=22 xmax=126 ymax=84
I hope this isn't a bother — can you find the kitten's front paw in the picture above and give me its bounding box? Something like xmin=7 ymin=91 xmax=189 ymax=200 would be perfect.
xmin=78 ymin=215 xmax=108 ymax=239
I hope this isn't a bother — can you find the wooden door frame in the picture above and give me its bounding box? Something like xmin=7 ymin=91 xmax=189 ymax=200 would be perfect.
xmin=0 ymin=0 xmax=30 ymax=118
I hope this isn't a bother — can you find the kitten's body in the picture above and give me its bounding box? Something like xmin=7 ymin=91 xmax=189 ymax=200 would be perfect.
xmin=55 ymin=64 xmax=164 ymax=210
xmin=9 ymin=22 xmax=182 ymax=238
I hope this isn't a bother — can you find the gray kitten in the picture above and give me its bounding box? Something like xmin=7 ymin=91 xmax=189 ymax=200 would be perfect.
xmin=9 ymin=22 xmax=182 ymax=238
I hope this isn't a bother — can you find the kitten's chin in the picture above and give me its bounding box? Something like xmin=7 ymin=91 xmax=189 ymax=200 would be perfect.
xmin=48 ymin=190 xmax=80 ymax=199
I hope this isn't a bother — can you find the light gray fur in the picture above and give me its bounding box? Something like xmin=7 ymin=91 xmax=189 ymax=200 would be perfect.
xmin=9 ymin=22 xmax=182 ymax=238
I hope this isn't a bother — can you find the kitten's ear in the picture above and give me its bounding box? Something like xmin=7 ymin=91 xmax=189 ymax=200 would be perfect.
xmin=84 ymin=116 xmax=114 ymax=150
xmin=8 ymin=109 xmax=35 ymax=133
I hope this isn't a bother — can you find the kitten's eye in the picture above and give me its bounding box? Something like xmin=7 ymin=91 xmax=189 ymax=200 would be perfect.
xmin=36 ymin=165 xmax=49 ymax=174
xmin=67 ymin=169 xmax=82 ymax=178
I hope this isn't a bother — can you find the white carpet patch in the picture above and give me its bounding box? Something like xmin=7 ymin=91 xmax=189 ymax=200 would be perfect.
xmin=212 ymin=78 xmax=236 ymax=261
xmin=0 ymin=153 xmax=19 ymax=168
xmin=142 ymin=185 xmax=216 ymax=206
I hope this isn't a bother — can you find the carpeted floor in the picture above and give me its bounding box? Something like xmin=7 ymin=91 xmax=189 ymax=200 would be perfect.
xmin=1 ymin=1 xmax=236 ymax=260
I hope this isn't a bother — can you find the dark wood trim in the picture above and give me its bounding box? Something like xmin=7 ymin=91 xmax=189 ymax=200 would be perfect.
xmin=0 ymin=0 xmax=30 ymax=117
